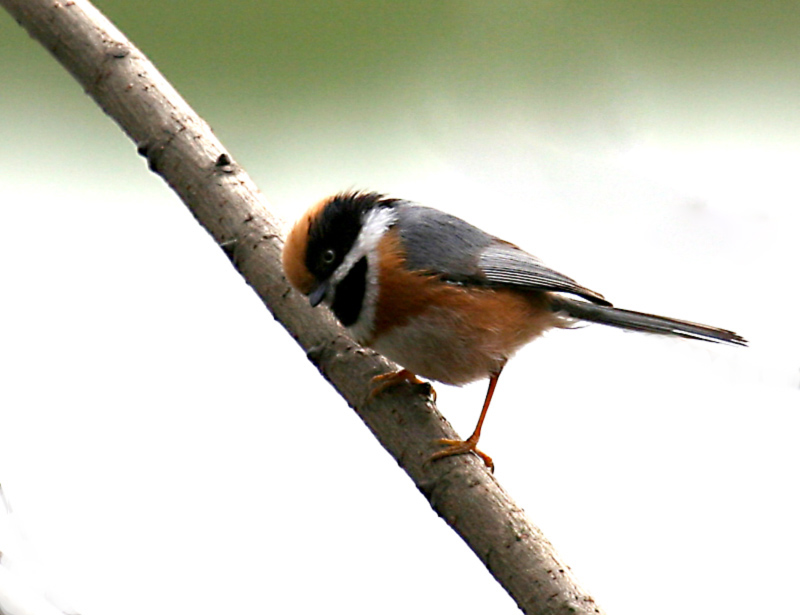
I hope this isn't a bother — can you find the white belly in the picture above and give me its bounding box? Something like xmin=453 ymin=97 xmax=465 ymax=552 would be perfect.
xmin=369 ymin=304 xmax=558 ymax=385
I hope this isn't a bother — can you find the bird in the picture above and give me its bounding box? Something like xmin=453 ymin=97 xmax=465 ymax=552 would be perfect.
xmin=282 ymin=191 xmax=746 ymax=471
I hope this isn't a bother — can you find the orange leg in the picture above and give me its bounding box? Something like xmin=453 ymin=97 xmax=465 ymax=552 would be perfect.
xmin=370 ymin=369 xmax=436 ymax=402
xmin=429 ymin=368 xmax=503 ymax=472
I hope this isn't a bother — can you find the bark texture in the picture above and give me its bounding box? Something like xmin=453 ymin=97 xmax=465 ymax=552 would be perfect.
xmin=0 ymin=2 xmax=605 ymax=613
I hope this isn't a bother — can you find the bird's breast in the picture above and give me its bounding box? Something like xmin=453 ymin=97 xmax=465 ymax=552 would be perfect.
xmin=367 ymin=230 xmax=564 ymax=384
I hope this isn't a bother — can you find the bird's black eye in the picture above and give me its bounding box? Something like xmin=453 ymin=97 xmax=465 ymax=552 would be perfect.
xmin=321 ymin=249 xmax=336 ymax=264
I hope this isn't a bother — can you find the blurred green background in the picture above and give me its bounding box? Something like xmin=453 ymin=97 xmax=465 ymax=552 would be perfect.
xmin=1 ymin=3 xmax=798 ymax=615
xmin=5 ymin=1 xmax=799 ymax=212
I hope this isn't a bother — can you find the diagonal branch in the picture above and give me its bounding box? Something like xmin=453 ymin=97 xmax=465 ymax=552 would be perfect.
xmin=0 ymin=1 xmax=604 ymax=613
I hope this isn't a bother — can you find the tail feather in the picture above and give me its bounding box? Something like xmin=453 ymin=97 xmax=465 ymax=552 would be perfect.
xmin=552 ymin=297 xmax=747 ymax=346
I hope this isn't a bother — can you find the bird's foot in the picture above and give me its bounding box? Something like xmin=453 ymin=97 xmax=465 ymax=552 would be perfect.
xmin=370 ymin=369 xmax=436 ymax=402
xmin=429 ymin=436 xmax=494 ymax=473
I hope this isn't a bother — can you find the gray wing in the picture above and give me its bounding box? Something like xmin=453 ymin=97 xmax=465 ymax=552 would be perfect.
xmin=395 ymin=204 xmax=494 ymax=279
xmin=478 ymin=244 xmax=609 ymax=304
xmin=394 ymin=204 xmax=609 ymax=305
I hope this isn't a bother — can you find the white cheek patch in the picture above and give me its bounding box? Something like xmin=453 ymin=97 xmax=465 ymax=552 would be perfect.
xmin=331 ymin=207 xmax=396 ymax=286
xmin=331 ymin=206 xmax=397 ymax=341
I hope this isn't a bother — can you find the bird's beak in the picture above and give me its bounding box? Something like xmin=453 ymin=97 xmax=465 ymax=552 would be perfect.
xmin=308 ymin=280 xmax=329 ymax=307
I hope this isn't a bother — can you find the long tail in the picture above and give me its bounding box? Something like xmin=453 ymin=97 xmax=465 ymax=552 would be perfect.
xmin=551 ymin=297 xmax=747 ymax=346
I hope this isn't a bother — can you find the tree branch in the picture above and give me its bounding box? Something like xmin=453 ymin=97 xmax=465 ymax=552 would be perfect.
xmin=0 ymin=1 xmax=604 ymax=613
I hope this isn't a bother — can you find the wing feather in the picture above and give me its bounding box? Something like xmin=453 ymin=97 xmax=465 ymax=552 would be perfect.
xmin=394 ymin=204 xmax=608 ymax=305
xmin=478 ymin=244 xmax=609 ymax=305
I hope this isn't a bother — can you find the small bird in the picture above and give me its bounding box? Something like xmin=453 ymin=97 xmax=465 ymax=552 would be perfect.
xmin=282 ymin=191 xmax=746 ymax=470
